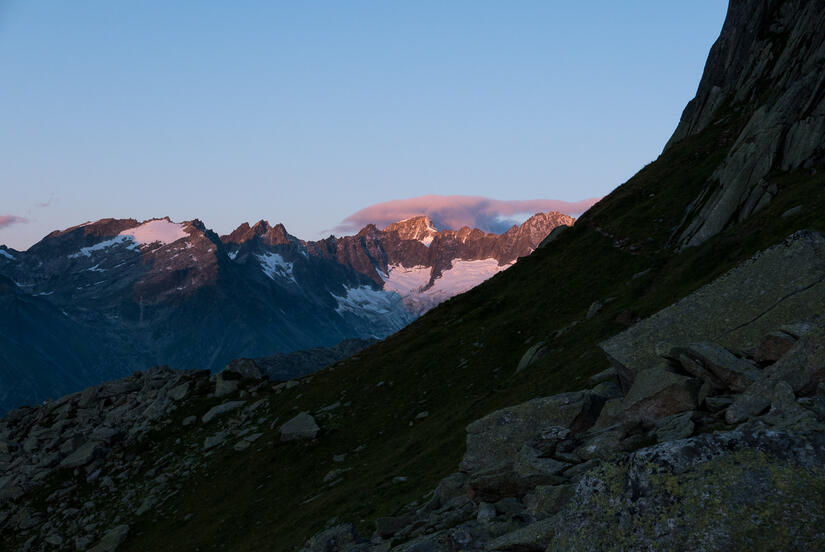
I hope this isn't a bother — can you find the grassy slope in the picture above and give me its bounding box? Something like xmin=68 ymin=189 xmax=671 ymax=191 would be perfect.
xmin=28 ymin=114 xmax=822 ymax=551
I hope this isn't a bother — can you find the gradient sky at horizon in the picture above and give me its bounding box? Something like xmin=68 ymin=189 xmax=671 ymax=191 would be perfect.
xmin=1 ymin=1 xmax=728 ymax=250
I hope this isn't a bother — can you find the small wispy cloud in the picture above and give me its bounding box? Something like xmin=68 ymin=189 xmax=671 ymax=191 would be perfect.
xmin=334 ymin=195 xmax=600 ymax=235
xmin=37 ymin=194 xmax=57 ymax=208
xmin=0 ymin=215 xmax=29 ymax=230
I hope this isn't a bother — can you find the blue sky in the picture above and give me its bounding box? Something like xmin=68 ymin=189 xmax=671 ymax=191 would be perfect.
xmin=0 ymin=1 xmax=728 ymax=250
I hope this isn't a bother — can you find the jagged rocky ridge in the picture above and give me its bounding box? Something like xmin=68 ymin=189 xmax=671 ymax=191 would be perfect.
xmin=2 ymin=231 xmax=825 ymax=551
xmin=0 ymin=213 xmax=569 ymax=414
xmin=667 ymin=0 xmax=825 ymax=248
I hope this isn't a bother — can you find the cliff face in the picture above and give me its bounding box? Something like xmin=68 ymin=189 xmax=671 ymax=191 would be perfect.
xmin=668 ymin=0 xmax=825 ymax=248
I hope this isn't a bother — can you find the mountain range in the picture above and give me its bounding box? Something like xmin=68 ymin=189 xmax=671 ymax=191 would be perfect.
xmin=0 ymin=212 xmax=572 ymax=413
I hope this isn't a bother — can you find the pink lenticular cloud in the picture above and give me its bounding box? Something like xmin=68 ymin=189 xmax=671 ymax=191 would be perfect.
xmin=0 ymin=215 xmax=28 ymax=230
xmin=335 ymin=195 xmax=601 ymax=235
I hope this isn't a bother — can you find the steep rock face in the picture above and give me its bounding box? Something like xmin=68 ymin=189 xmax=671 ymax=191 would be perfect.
xmin=220 ymin=220 xmax=293 ymax=247
xmin=668 ymin=0 xmax=825 ymax=248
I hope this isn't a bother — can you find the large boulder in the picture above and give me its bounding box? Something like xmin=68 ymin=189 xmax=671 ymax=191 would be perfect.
xmin=460 ymin=392 xmax=600 ymax=475
xmin=280 ymin=412 xmax=320 ymax=441
xmin=201 ymin=401 xmax=246 ymax=424
xmin=594 ymin=366 xmax=700 ymax=429
xmin=754 ymin=331 xmax=797 ymax=364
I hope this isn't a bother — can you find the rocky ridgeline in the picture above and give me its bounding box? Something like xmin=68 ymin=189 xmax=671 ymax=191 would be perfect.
xmin=0 ymin=364 xmax=318 ymax=551
xmin=302 ymin=232 xmax=825 ymax=551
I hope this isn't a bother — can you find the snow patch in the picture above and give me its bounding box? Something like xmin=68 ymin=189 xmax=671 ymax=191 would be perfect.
xmin=257 ymin=252 xmax=295 ymax=283
xmin=70 ymin=235 xmax=139 ymax=258
xmin=384 ymin=258 xmax=512 ymax=315
xmin=227 ymin=250 xmax=238 ymax=260
xmin=0 ymin=249 xmax=14 ymax=260
xmin=87 ymin=264 xmax=105 ymax=272
xmin=119 ymin=219 xmax=188 ymax=245
xmin=332 ymin=285 xmax=403 ymax=316
xmin=382 ymin=264 xmax=432 ymax=295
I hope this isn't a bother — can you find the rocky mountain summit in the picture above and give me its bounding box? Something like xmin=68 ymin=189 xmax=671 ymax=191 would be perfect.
xmin=0 ymin=213 xmax=569 ymax=414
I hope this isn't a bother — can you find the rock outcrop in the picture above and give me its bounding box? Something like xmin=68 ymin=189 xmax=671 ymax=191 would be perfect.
xmin=667 ymin=0 xmax=825 ymax=248
xmin=600 ymin=230 xmax=825 ymax=391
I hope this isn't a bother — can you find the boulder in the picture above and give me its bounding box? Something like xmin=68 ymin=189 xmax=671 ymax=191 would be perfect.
xmin=460 ymin=392 xmax=598 ymax=475
xmin=574 ymin=427 xmax=630 ymax=461
xmin=671 ymin=342 xmax=759 ymax=392
xmin=512 ymin=445 xmax=570 ymax=479
xmin=754 ymin=331 xmax=797 ymax=364
xmin=424 ymin=472 xmax=467 ymax=511
xmin=203 ymin=432 xmax=228 ymax=451
xmin=213 ymin=373 xmax=239 ymax=398
xmin=300 ymin=523 xmax=360 ymax=552
xmin=78 ymin=387 xmax=99 ymax=408
xmin=201 ymin=401 xmax=246 ymax=424
xmin=476 ymin=502 xmax=496 ymax=521
xmin=595 ymin=366 xmax=700 ymax=428
xmin=97 ymin=380 xmax=140 ymax=398
xmin=88 ymin=525 xmax=129 ymax=552
xmin=60 ymin=441 xmax=104 ymax=469
xmin=375 ymin=514 xmax=415 ymax=539
xmin=586 ymin=301 xmax=603 ymax=319
xmin=587 ymin=367 xmax=617 ymax=386
xmin=515 ymin=342 xmax=548 ymax=373
xmin=223 ymin=358 xmax=265 ymax=380
xmin=167 ymin=382 xmax=190 ymax=401
xmin=486 ymin=517 xmax=558 ymax=551
xmin=655 ymin=411 xmax=695 ymax=442
xmin=466 ymin=467 xmax=565 ymax=502
xmin=280 ymin=412 xmax=320 ymax=441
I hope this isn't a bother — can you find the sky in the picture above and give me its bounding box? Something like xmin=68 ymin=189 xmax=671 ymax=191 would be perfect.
xmin=0 ymin=1 xmax=728 ymax=250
